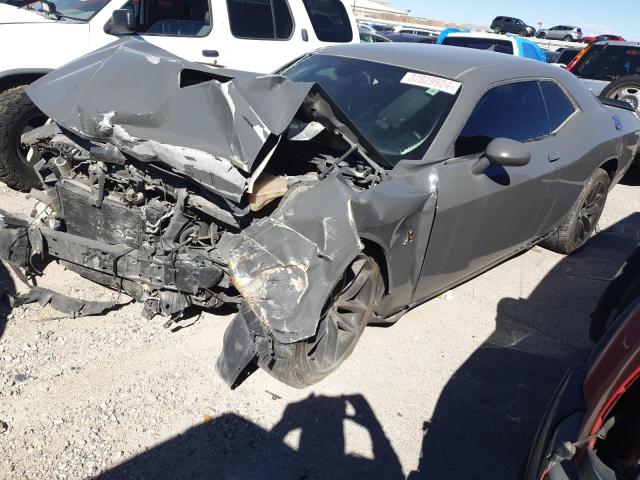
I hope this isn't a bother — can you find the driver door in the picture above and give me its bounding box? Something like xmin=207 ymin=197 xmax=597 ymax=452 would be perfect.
xmin=412 ymin=80 xmax=560 ymax=302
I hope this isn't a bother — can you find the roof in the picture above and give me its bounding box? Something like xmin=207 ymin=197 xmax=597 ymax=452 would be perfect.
xmin=319 ymin=43 xmax=559 ymax=81
xmin=445 ymin=31 xmax=516 ymax=41
xmin=594 ymin=40 xmax=640 ymax=47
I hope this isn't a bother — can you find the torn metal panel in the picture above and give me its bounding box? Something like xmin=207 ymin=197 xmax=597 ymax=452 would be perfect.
xmin=26 ymin=39 xmax=315 ymax=201
xmin=8 ymin=286 xmax=131 ymax=318
xmin=220 ymin=174 xmax=361 ymax=344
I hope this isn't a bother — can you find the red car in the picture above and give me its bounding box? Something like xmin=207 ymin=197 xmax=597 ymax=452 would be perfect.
xmin=583 ymin=34 xmax=626 ymax=43
xmin=524 ymin=246 xmax=640 ymax=480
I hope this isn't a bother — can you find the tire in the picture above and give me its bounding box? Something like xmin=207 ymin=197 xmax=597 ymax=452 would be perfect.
xmin=601 ymin=75 xmax=640 ymax=112
xmin=563 ymin=35 xmax=573 ymax=42
xmin=537 ymin=32 xmax=547 ymax=39
xmin=264 ymin=255 xmax=380 ymax=388
xmin=0 ymin=86 xmax=47 ymax=192
xmin=493 ymin=27 xmax=501 ymax=34
xmin=540 ymin=168 xmax=610 ymax=255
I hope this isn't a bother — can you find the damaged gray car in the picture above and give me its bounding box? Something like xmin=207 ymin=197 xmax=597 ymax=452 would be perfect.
xmin=1 ymin=39 xmax=639 ymax=388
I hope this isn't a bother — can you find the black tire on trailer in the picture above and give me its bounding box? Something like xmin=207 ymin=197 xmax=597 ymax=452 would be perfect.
xmin=0 ymin=86 xmax=47 ymax=192
xmin=264 ymin=254 xmax=380 ymax=388
xmin=540 ymin=168 xmax=610 ymax=255
xmin=600 ymin=75 xmax=640 ymax=112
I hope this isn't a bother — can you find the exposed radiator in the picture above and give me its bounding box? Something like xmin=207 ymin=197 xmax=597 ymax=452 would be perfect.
xmin=56 ymin=179 xmax=145 ymax=249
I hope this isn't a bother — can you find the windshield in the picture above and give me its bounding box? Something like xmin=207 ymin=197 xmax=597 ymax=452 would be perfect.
xmin=574 ymin=45 xmax=640 ymax=80
xmin=23 ymin=0 xmax=110 ymax=21
xmin=279 ymin=54 xmax=458 ymax=165
xmin=443 ymin=37 xmax=514 ymax=55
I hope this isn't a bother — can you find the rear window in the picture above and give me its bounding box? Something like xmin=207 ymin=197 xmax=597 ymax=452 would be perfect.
xmin=302 ymin=0 xmax=353 ymax=42
xmin=227 ymin=0 xmax=294 ymax=39
xmin=574 ymin=45 xmax=640 ymax=80
xmin=443 ymin=37 xmax=514 ymax=55
xmin=540 ymin=81 xmax=576 ymax=131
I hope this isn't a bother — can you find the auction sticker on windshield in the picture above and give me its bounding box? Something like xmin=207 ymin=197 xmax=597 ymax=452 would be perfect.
xmin=401 ymin=72 xmax=462 ymax=95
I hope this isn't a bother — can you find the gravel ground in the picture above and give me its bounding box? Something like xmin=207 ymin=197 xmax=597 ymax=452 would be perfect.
xmin=1 ymin=170 xmax=639 ymax=480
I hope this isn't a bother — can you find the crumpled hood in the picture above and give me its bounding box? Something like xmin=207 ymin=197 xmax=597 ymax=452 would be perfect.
xmin=0 ymin=4 xmax=56 ymax=24
xmin=27 ymin=38 xmax=317 ymax=200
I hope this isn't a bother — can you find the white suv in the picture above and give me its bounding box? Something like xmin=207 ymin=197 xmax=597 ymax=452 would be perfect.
xmin=0 ymin=0 xmax=358 ymax=191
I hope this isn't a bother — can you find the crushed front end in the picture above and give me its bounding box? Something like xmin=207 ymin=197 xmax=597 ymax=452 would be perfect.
xmin=0 ymin=39 xmax=395 ymax=388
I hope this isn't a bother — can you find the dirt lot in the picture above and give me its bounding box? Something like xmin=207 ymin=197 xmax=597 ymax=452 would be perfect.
xmin=1 ymin=170 xmax=639 ymax=480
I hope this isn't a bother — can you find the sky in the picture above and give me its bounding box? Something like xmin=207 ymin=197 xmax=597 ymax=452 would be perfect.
xmin=390 ymin=0 xmax=638 ymax=40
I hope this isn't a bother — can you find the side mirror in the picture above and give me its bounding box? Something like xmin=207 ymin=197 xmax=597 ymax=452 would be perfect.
xmin=109 ymin=9 xmax=137 ymax=35
xmin=471 ymin=137 xmax=531 ymax=175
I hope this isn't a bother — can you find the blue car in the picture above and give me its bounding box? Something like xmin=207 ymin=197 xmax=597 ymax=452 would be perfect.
xmin=438 ymin=31 xmax=547 ymax=62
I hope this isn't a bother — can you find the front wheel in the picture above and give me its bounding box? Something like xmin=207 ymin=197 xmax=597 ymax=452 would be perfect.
xmin=601 ymin=75 xmax=640 ymax=112
xmin=0 ymin=86 xmax=47 ymax=192
xmin=537 ymin=32 xmax=547 ymax=39
xmin=540 ymin=168 xmax=610 ymax=255
xmin=264 ymin=255 xmax=380 ymax=388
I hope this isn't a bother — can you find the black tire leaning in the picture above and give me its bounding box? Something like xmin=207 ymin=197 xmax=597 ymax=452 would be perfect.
xmin=540 ymin=168 xmax=611 ymax=255
xmin=263 ymin=255 xmax=380 ymax=388
xmin=0 ymin=86 xmax=44 ymax=192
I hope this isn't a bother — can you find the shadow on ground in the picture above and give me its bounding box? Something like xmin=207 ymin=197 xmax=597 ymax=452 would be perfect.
xmin=621 ymin=165 xmax=640 ymax=186
xmin=99 ymin=393 xmax=404 ymax=480
xmin=409 ymin=213 xmax=640 ymax=479
xmin=0 ymin=261 xmax=15 ymax=340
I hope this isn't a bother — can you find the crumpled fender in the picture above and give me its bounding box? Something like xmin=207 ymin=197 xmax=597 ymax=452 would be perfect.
xmin=219 ymin=173 xmax=362 ymax=344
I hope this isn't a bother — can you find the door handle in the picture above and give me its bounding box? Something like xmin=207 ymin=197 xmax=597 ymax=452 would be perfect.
xmin=548 ymin=152 xmax=562 ymax=163
xmin=202 ymin=50 xmax=219 ymax=58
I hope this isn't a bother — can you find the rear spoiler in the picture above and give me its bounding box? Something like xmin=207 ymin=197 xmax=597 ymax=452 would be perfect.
xmin=599 ymin=96 xmax=636 ymax=112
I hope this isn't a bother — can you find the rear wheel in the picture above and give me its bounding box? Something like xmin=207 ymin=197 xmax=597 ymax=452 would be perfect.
xmin=601 ymin=75 xmax=640 ymax=112
xmin=540 ymin=168 xmax=610 ymax=255
xmin=563 ymin=35 xmax=573 ymax=42
xmin=264 ymin=255 xmax=380 ymax=388
xmin=0 ymin=86 xmax=46 ymax=192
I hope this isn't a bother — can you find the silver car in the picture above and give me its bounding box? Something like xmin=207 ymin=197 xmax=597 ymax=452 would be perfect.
xmin=537 ymin=25 xmax=583 ymax=42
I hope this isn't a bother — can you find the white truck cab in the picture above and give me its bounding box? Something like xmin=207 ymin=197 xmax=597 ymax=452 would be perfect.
xmin=0 ymin=0 xmax=358 ymax=190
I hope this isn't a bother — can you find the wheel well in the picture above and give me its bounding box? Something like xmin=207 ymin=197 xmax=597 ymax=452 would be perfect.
xmin=0 ymin=72 xmax=47 ymax=95
xmin=361 ymin=239 xmax=389 ymax=295
xmin=600 ymin=158 xmax=618 ymax=179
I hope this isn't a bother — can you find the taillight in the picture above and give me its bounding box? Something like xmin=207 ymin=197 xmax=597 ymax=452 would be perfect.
xmin=566 ymin=44 xmax=592 ymax=72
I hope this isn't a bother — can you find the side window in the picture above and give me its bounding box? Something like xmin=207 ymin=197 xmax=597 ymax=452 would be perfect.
xmin=137 ymin=0 xmax=212 ymax=37
xmin=540 ymin=81 xmax=577 ymax=131
xmin=303 ymin=0 xmax=353 ymax=42
xmin=455 ymin=81 xmax=550 ymax=157
xmin=227 ymin=0 xmax=294 ymax=39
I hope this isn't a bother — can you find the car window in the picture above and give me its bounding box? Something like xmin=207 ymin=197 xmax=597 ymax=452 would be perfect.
xmin=302 ymin=0 xmax=353 ymax=42
xmin=227 ymin=0 xmax=293 ymax=39
xmin=27 ymin=0 xmax=110 ymax=21
xmin=516 ymin=19 xmax=524 ymax=25
xmin=540 ymin=81 xmax=576 ymax=131
xmin=128 ymin=0 xmax=212 ymax=37
xmin=442 ymin=37 xmax=514 ymax=55
xmin=455 ymin=81 xmax=550 ymax=157
xmin=574 ymin=45 xmax=640 ymax=80
xmin=280 ymin=54 xmax=458 ymax=164
xmin=550 ymin=26 xmax=560 ymax=30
